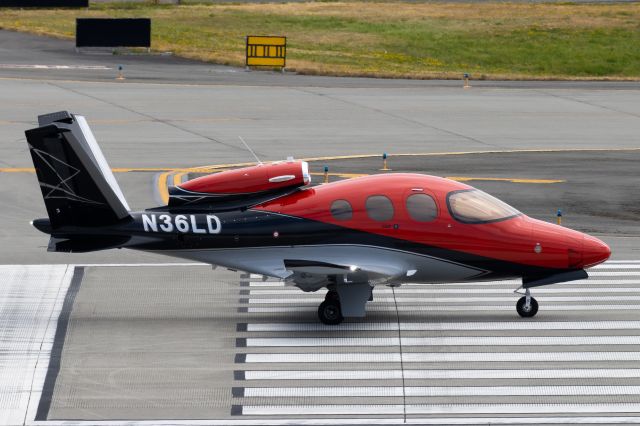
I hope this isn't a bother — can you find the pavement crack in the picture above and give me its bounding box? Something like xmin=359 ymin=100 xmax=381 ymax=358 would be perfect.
xmin=535 ymin=89 xmax=640 ymax=120
xmin=46 ymin=82 xmax=260 ymax=155
xmin=295 ymin=87 xmax=503 ymax=149
xmin=391 ymin=286 xmax=407 ymax=423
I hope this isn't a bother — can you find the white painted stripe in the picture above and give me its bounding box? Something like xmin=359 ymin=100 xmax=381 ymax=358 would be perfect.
xmin=248 ymin=279 xmax=640 ymax=288
xmin=245 ymin=304 xmax=640 ymax=313
xmin=241 ymin=403 xmax=640 ymax=416
xmin=0 ymin=64 xmax=111 ymax=70
xmin=594 ymin=264 xmax=640 ymax=269
xmin=29 ymin=416 xmax=640 ymax=425
xmin=245 ymin=336 xmax=640 ymax=347
xmin=414 ymin=279 xmax=640 ymax=286
xmin=249 ymin=287 xmax=640 ymax=295
xmin=245 ymin=320 xmax=640 ymax=332
xmin=23 ymin=262 xmax=209 ymax=267
xmin=242 ymin=385 xmax=640 ymax=397
xmin=249 ymin=282 xmax=285 ymax=287
xmin=0 ymin=265 xmax=73 ymax=425
xmin=590 ymin=271 xmax=640 ymax=276
xmin=247 ymin=277 xmax=640 ymax=288
xmin=244 ymin=369 xmax=640 ymax=380
xmin=243 ymin=351 xmax=640 ymax=364
xmin=248 ymin=295 xmax=640 ymax=304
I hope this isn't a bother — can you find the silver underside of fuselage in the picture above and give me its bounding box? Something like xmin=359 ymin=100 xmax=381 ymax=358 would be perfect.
xmin=141 ymin=244 xmax=490 ymax=289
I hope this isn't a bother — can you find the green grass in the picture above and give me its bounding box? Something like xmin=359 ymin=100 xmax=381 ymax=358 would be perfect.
xmin=1 ymin=1 xmax=639 ymax=79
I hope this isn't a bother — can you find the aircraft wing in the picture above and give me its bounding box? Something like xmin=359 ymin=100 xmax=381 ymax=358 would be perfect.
xmin=284 ymin=258 xmax=412 ymax=287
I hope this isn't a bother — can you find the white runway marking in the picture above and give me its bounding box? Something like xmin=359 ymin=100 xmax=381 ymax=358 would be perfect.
xmin=248 ymin=295 xmax=640 ymax=303
xmin=244 ymin=335 xmax=640 ymax=347
xmin=243 ymin=385 xmax=640 ymax=397
xmin=243 ymin=369 xmax=640 ymax=380
xmin=237 ymin=261 xmax=640 ymax=421
xmin=3 ymin=262 xmax=640 ymax=424
xmin=241 ymin=403 xmax=640 ymax=415
xmin=245 ymin=320 xmax=640 ymax=332
xmin=245 ymin=304 xmax=640 ymax=312
xmin=0 ymin=64 xmax=111 ymax=70
xmin=250 ymin=287 xmax=640 ymax=295
xmin=242 ymin=351 xmax=640 ymax=363
xmin=0 ymin=265 xmax=73 ymax=426
xmin=593 ymin=264 xmax=640 ymax=269
xmin=249 ymin=278 xmax=640 ymax=287
xmin=29 ymin=416 xmax=640 ymax=425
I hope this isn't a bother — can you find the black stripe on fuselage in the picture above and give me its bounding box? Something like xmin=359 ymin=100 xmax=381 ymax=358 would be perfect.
xmin=111 ymin=209 xmax=563 ymax=280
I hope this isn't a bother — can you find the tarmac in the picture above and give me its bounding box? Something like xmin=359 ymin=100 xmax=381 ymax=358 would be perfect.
xmin=1 ymin=29 xmax=639 ymax=425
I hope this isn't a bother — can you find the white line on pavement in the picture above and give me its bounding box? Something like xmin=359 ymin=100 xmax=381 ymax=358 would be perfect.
xmin=243 ymin=369 xmax=640 ymax=380
xmin=244 ymin=320 xmax=640 ymax=332
xmin=244 ymin=335 xmax=640 ymax=347
xmin=242 ymin=351 xmax=640 ymax=363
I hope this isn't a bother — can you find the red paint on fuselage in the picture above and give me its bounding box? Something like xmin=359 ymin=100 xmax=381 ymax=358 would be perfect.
xmin=255 ymin=174 xmax=610 ymax=270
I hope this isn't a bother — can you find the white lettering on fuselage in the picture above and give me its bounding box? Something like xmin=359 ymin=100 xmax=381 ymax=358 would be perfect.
xmin=142 ymin=214 xmax=221 ymax=234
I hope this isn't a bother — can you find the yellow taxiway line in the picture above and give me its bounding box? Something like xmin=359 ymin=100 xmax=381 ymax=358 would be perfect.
xmin=6 ymin=147 xmax=637 ymax=205
xmin=446 ymin=176 xmax=564 ymax=184
xmin=157 ymin=171 xmax=172 ymax=206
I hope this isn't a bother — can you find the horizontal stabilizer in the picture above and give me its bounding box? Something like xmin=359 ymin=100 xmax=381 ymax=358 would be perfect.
xmin=48 ymin=236 xmax=131 ymax=253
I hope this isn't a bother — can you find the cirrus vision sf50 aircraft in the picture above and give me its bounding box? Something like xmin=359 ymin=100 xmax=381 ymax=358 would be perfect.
xmin=26 ymin=112 xmax=610 ymax=325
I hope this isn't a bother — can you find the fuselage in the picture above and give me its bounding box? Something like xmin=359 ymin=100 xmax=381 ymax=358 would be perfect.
xmin=60 ymin=173 xmax=610 ymax=287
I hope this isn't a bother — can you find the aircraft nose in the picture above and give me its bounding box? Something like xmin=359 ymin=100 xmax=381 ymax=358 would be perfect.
xmin=581 ymin=235 xmax=611 ymax=268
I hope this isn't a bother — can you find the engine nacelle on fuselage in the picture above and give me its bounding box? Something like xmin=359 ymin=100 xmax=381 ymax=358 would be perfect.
xmin=168 ymin=160 xmax=311 ymax=208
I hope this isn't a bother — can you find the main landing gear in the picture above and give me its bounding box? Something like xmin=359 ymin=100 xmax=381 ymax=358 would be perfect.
xmin=516 ymin=288 xmax=538 ymax=318
xmin=318 ymin=290 xmax=343 ymax=325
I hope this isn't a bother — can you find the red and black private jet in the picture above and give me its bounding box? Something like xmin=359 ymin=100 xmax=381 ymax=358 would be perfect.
xmin=26 ymin=112 xmax=610 ymax=324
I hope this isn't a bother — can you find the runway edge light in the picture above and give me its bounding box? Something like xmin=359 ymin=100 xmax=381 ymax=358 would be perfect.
xmin=380 ymin=152 xmax=391 ymax=171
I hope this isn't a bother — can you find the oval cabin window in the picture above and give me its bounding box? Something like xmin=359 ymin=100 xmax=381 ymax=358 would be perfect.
xmin=366 ymin=195 xmax=394 ymax=221
xmin=330 ymin=199 xmax=353 ymax=221
xmin=406 ymin=193 xmax=438 ymax=222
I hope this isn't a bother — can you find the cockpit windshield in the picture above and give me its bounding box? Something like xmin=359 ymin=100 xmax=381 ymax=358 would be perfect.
xmin=447 ymin=189 xmax=521 ymax=224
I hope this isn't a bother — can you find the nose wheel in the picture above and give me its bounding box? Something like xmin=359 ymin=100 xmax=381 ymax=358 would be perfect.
xmin=318 ymin=290 xmax=343 ymax=325
xmin=516 ymin=288 xmax=538 ymax=318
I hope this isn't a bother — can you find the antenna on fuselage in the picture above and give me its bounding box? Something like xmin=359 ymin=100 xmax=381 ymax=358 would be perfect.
xmin=238 ymin=136 xmax=263 ymax=165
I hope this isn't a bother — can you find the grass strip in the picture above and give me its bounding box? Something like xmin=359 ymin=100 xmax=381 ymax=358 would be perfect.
xmin=0 ymin=1 xmax=639 ymax=79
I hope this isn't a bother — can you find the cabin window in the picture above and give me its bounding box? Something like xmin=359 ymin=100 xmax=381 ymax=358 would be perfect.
xmin=447 ymin=189 xmax=521 ymax=224
xmin=330 ymin=199 xmax=353 ymax=221
xmin=406 ymin=193 xmax=438 ymax=222
xmin=366 ymin=195 xmax=394 ymax=221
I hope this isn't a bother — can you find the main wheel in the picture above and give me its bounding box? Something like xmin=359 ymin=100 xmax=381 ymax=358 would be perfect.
xmin=318 ymin=300 xmax=343 ymax=325
xmin=516 ymin=296 xmax=539 ymax=318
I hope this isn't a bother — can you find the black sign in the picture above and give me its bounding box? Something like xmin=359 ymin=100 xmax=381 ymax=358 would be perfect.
xmin=76 ymin=18 xmax=151 ymax=48
xmin=0 ymin=0 xmax=88 ymax=6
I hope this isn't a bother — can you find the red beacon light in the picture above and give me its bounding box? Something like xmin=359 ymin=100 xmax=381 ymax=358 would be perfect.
xmin=168 ymin=158 xmax=311 ymax=207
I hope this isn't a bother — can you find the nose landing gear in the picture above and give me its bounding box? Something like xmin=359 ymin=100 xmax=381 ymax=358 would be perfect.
xmin=516 ymin=288 xmax=538 ymax=318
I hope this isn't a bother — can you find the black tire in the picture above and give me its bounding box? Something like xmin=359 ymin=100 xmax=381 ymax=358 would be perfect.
xmin=318 ymin=300 xmax=343 ymax=325
xmin=325 ymin=290 xmax=339 ymax=301
xmin=516 ymin=296 xmax=539 ymax=318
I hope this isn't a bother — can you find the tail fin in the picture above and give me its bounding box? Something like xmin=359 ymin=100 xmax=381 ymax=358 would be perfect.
xmin=26 ymin=111 xmax=130 ymax=229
